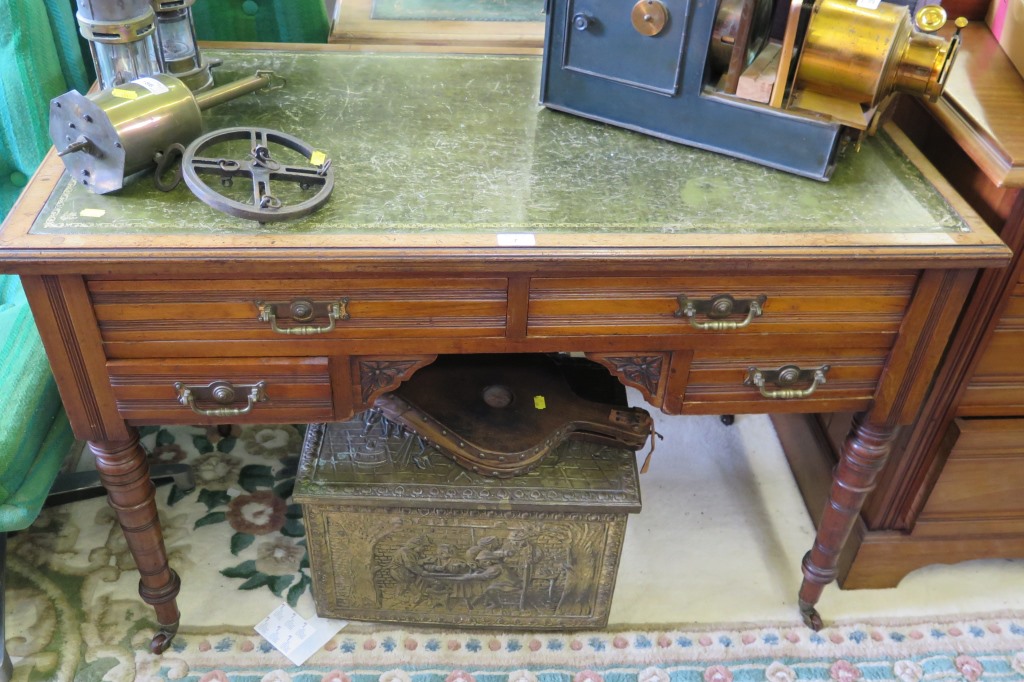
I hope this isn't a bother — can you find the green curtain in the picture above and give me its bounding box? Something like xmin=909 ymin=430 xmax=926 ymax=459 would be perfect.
xmin=0 ymin=0 xmax=90 ymax=219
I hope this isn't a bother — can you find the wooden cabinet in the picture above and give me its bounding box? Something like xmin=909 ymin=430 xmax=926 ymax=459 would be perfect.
xmin=915 ymin=419 xmax=1024 ymax=537
xmin=773 ymin=25 xmax=1024 ymax=589
xmin=960 ymin=282 xmax=1024 ymax=413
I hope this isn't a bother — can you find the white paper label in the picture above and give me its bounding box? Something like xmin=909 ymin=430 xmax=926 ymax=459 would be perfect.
xmin=497 ymin=233 xmax=536 ymax=246
xmin=79 ymin=208 xmax=106 ymax=217
xmin=132 ymin=77 xmax=170 ymax=95
xmin=856 ymin=0 xmax=881 ymax=9
xmin=254 ymin=604 xmax=347 ymax=666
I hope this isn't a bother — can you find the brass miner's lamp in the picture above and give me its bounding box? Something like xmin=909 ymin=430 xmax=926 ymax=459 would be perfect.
xmin=151 ymin=0 xmax=216 ymax=91
xmin=75 ymin=0 xmax=163 ymax=90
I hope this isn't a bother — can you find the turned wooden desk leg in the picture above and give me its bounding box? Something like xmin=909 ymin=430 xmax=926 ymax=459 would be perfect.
xmin=797 ymin=414 xmax=897 ymax=630
xmin=90 ymin=434 xmax=181 ymax=654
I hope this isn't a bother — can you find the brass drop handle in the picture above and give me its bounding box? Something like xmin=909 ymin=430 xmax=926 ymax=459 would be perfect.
xmin=675 ymin=294 xmax=766 ymax=331
xmin=745 ymin=364 xmax=829 ymax=400
xmin=257 ymin=298 xmax=349 ymax=336
xmin=174 ymin=380 xmax=267 ymax=417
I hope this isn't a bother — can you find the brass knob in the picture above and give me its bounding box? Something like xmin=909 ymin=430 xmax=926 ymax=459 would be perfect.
xmin=776 ymin=365 xmax=801 ymax=386
xmin=289 ymin=299 xmax=315 ymax=321
xmin=914 ymin=5 xmax=947 ymax=32
xmin=211 ymin=382 xmax=237 ymax=404
xmin=631 ymin=0 xmax=668 ymax=36
xmin=709 ymin=295 xmax=736 ymax=318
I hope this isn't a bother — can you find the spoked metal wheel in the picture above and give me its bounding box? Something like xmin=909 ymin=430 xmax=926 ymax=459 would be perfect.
xmin=182 ymin=126 xmax=334 ymax=222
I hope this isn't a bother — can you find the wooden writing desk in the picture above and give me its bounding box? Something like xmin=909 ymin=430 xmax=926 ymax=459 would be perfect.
xmin=0 ymin=48 xmax=1009 ymax=653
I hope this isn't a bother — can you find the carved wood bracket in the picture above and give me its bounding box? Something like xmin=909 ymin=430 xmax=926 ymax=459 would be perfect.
xmin=585 ymin=352 xmax=670 ymax=408
xmin=352 ymin=355 xmax=437 ymax=409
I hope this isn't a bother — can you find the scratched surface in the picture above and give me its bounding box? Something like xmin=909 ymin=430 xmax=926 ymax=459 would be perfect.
xmin=32 ymin=50 xmax=968 ymax=236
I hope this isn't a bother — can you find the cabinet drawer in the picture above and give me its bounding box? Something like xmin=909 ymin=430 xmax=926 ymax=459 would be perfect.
xmin=107 ymin=357 xmax=333 ymax=424
xmin=89 ymin=278 xmax=508 ymax=347
xmin=527 ymin=274 xmax=915 ymax=342
xmin=959 ymin=285 xmax=1024 ymax=416
xmin=677 ymin=347 xmax=885 ymax=414
xmin=916 ymin=418 xmax=1024 ymax=537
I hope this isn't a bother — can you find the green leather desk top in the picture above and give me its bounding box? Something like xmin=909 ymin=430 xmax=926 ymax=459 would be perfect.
xmin=28 ymin=50 xmax=968 ymax=237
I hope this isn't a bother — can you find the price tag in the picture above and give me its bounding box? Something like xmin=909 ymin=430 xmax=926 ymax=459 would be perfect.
xmin=254 ymin=603 xmax=347 ymax=666
xmin=309 ymin=150 xmax=327 ymax=166
xmin=110 ymin=88 xmax=138 ymax=100
xmin=497 ymin=233 xmax=536 ymax=246
xmin=534 ymin=395 xmax=547 ymax=409
xmin=132 ymin=77 xmax=170 ymax=95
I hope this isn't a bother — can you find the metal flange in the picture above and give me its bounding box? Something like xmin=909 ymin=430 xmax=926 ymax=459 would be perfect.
xmin=181 ymin=126 xmax=334 ymax=222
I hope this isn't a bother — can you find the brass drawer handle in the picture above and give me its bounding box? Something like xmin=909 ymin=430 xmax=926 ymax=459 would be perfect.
xmin=675 ymin=294 xmax=766 ymax=331
xmin=745 ymin=364 xmax=829 ymax=400
xmin=256 ymin=298 xmax=350 ymax=336
xmin=174 ymin=380 xmax=268 ymax=417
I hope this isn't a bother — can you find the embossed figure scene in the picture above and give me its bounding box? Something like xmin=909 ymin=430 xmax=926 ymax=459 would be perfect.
xmin=296 ymin=362 xmax=642 ymax=628
xmin=372 ymin=524 xmax=606 ymax=616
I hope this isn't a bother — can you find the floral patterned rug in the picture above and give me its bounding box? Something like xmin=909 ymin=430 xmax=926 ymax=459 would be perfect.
xmin=7 ymin=423 xmax=1024 ymax=682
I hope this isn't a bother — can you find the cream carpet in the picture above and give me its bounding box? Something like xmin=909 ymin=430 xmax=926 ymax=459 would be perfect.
xmin=6 ymin=391 xmax=1024 ymax=681
xmin=612 ymin=391 xmax=1024 ymax=625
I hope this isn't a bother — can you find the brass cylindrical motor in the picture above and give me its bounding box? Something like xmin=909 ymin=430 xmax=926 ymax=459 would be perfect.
xmin=50 ymin=72 xmax=273 ymax=194
xmin=794 ymin=0 xmax=958 ymax=107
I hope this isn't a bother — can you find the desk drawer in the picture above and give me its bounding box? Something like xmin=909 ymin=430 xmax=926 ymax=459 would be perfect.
xmin=915 ymin=418 xmax=1024 ymax=537
xmin=527 ymin=274 xmax=915 ymax=340
xmin=959 ymin=283 xmax=1024 ymax=416
xmin=677 ymin=347 xmax=885 ymax=414
xmin=107 ymin=357 xmax=333 ymax=424
xmin=90 ymin=278 xmax=508 ymax=346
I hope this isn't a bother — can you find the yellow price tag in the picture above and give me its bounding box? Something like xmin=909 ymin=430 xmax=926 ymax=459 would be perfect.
xmin=309 ymin=150 xmax=326 ymax=166
xmin=534 ymin=395 xmax=546 ymax=410
xmin=111 ymin=88 xmax=138 ymax=100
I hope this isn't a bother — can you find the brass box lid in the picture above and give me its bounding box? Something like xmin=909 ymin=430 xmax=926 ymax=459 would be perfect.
xmin=294 ymin=419 xmax=642 ymax=514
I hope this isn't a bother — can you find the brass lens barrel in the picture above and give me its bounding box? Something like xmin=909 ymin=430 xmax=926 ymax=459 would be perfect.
xmin=794 ymin=0 xmax=957 ymax=107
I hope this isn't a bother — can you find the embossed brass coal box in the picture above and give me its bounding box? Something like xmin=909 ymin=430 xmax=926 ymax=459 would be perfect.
xmin=295 ymin=417 xmax=642 ymax=629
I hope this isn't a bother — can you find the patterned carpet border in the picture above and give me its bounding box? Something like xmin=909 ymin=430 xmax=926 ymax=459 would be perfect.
xmin=131 ymin=614 xmax=1024 ymax=682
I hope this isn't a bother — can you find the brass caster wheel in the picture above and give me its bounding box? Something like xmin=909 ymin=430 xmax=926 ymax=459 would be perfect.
xmin=799 ymin=601 xmax=824 ymax=631
xmin=150 ymin=623 xmax=179 ymax=654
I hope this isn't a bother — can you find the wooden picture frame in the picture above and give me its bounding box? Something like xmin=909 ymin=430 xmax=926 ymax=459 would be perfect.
xmin=330 ymin=0 xmax=545 ymax=52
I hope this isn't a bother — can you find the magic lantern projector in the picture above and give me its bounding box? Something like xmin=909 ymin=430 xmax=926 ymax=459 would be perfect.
xmin=540 ymin=0 xmax=965 ymax=180
xmin=151 ymin=0 xmax=216 ymax=91
xmin=75 ymin=0 xmax=163 ymax=90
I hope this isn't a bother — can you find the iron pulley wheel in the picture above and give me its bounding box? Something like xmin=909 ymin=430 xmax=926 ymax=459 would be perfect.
xmin=181 ymin=126 xmax=334 ymax=222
